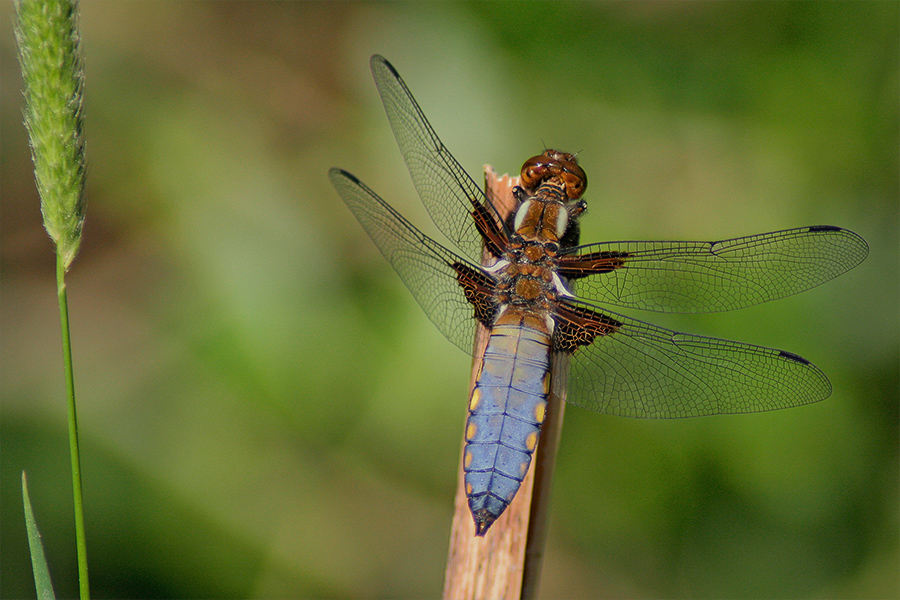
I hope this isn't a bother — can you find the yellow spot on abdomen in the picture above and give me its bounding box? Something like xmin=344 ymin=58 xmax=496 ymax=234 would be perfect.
xmin=466 ymin=422 xmax=477 ymax=441
xmin=469 ymin=388 xmax=481 ymax=411
xmin=534 ymin=401 xmax=546 ymax=424
xmin=466 ymin=483 xmax=473 ymax=495
xmin=464 ymin=450 xmax=473 ymax=468
xmin=526 ymin=431 xmax=539 ymax=452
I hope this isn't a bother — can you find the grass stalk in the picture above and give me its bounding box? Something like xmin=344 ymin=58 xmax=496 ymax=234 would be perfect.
xmin=14 ymin=0 xmax=89 ymax=596
xmin=57 ymin=253 xmax=89 ymax=598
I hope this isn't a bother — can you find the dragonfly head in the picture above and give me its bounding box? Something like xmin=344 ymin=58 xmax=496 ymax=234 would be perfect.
xmin=520 ymin=150 xmax=588 ymax=200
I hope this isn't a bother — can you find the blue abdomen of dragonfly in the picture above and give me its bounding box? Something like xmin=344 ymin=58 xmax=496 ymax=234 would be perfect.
xmin=464 ymin=314 xmax=551 ymax=536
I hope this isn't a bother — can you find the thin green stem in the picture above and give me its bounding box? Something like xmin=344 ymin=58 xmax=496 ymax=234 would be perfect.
xmin=57 ymin=254 xmax=89 ymax=599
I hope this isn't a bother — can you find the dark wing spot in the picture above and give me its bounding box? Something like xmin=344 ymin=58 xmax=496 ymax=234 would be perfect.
xmin=779 ymin=350 xmax=811 ymax=365
xmin=453 ymin=262 xmax=498 ymax=326
xmin=553 ymin=302 xmax=622 ymax=353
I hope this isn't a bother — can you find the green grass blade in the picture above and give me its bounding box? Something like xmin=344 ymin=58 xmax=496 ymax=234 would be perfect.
xmin=22 ymin=472 xmax=57 ymax=600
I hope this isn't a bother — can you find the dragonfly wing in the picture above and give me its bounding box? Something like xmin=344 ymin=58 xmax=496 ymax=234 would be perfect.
xmin=370 ymin=55 xmax=504 ymax=262
xmin=556 ymin=299 xmax=831 ymax=418
xmin=561 ymin=226 xmax=868 ymax=313
xmin=330 ymin=168 xmax=487 ymax=354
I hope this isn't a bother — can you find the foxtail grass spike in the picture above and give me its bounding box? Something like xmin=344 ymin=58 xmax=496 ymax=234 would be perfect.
xmin=15 ymin=0 xmax=86 ymax=270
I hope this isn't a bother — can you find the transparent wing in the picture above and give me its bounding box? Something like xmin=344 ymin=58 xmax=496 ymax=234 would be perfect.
xmin=561 ymin=226 xmax=868 ymax=313
xmin=370 ymin=55 xmax=501 ymax=263
xmin=560 ymin=300 xmax=831 ymax=418
xmin=330 ymin=168 xmax=483 ymax=353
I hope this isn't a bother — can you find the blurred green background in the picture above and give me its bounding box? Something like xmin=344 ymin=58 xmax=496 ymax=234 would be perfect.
xmin=1 ymin=2 xmax=897 ymax=598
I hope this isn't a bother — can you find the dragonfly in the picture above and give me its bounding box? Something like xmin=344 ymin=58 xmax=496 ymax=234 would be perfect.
xmin=329 ymin=55 xmax=868 ymax=536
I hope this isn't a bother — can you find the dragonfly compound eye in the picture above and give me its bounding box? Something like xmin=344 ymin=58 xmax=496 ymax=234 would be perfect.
xmin=520 ymin=154 xmax=550 ymax=190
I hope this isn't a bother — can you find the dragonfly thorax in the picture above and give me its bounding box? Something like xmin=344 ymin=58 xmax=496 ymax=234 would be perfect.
xmin=512 ymin=195 xmax=569 ymax=243
xmin=494 ymin=239 xmax=563 ymax=313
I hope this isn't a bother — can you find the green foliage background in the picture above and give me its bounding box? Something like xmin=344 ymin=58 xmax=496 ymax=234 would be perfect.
xmin=1 ymin=2 xmax=896 ymax=598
